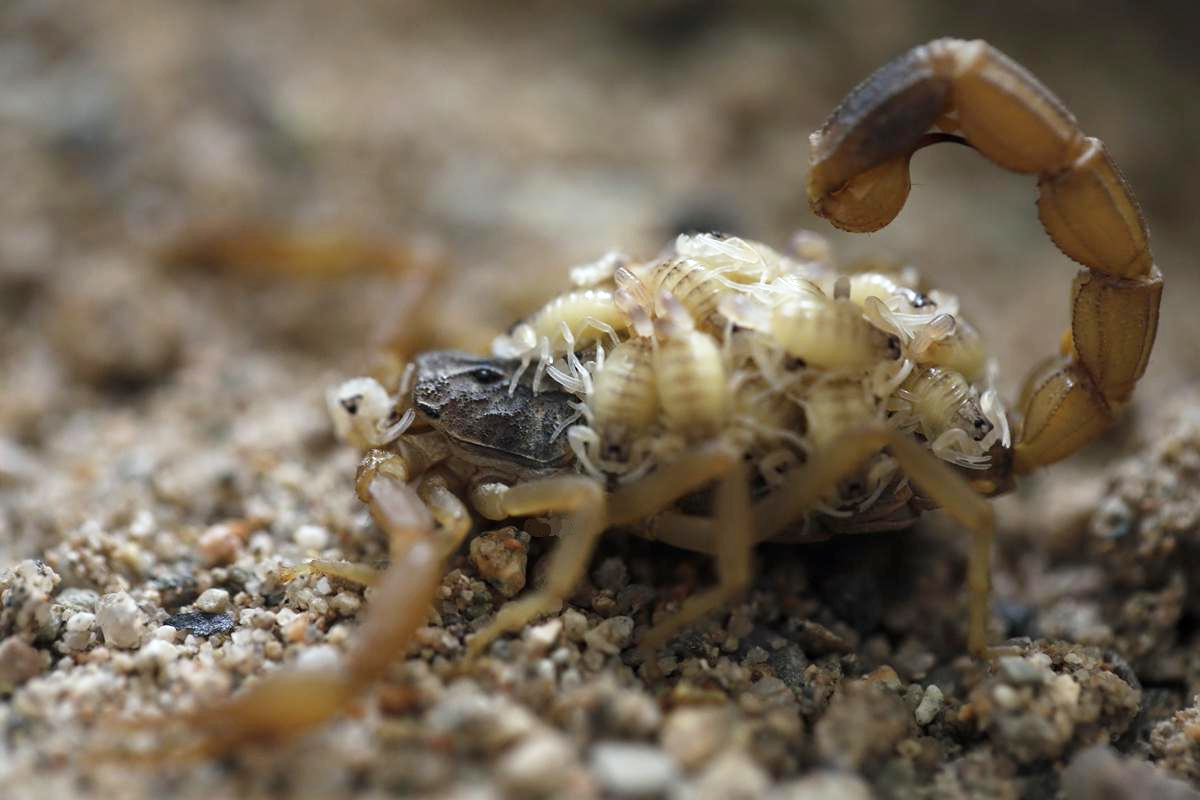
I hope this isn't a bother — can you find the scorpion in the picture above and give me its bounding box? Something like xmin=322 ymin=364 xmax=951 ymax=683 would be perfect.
xmin=148 ymin=38 xmax=1161 ymax=756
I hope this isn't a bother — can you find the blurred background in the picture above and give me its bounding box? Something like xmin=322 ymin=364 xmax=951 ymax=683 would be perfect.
xmin=1 ymin=0 xmax=1197 ymax=540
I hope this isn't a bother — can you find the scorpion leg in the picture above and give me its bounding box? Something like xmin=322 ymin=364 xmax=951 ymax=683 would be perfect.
xmin=129 ymin=469 xmax=469 ymax=759
xmin=754 ymin=427 xmax=994 ymax=655
xmin=467 ymin=443 xmax=746 ymax=658
xmin=465 ymin=476 xmax=607 ymax=659
xmin=282 ymin=559 xmax=383 ymax=586
xmin=880 ymin=432 xmax=995 ymax=656
xmin=637 ymin=448 xmax=752 ymax=653
xmin=809 ymin=38 xmax=1161 ymax=471
xmin=284 ymin=470 xmax=471 ymax=587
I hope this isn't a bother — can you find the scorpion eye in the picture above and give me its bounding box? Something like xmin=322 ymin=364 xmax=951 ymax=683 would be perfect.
xmin=469 ymin=366 xmax=507 ymax=385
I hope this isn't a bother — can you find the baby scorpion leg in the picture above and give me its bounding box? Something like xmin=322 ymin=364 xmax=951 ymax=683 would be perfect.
xmin=754 ymin=427 xmax=994 ymax=655
xmin=809 ymin=38 xmax=1161 ymax=471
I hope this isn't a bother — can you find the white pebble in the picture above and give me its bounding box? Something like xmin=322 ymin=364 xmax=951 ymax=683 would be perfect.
xmin=63 ymin=612 xmax=96 ymax=652
xmin=590 ymin=742 xmax=679 ymax=796
xmin=523 ymin=619 xmax=562 ymax=656
xmin=296 ymin=644 xmax=340 ymax=671
xmin=914 ymin=684 xmax=945 ymax=726
xmin=137 ymin=638 xmax=177 ymax=667
xmin=992 ymin=684 xmax=1022 ymax=710
xmin=1049 ymin=674 xmax=1082 ymax=708
xmin=95 ymin=593 xmax=143 ymax=649
xmin=195 ymin=588 xmax=230 ymax=613
xmin=662 ymin=707 xmax=731 ymax=770
xmin=778 ymin=770 xmax=874 ymax=800
xmin=153 ymin=625 xmax=178 ymax=642
xmin=694 ymin=751 xmax=769 ymax=800
xmin=294 ymin=524 xmax=330 ymax=550
xmin=497 ymin=733 xmax=577 ymax=795
xmin=331 ymin=592 xmax=362 ymax=615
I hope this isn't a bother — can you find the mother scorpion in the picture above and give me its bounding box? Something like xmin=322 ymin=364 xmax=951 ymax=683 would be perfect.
xmin=157 ymin=38 xmax=1161 ymax=754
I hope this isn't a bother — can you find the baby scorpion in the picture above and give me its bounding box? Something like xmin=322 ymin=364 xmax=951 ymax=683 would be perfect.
xmin=146 ymin=37 xmax=1160 ymax=756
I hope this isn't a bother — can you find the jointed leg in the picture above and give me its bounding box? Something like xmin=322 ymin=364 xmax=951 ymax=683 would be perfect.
xmin=122 ymin=472 xmax=448 ymax=760
xmin=880 ymin=432 xmax=994 ymax=656
xmin=608 ymin=442 xmax=745 ymax=525
xmin=343 ymin=474 xmax=465 ymax=686
xmin=282 ymin=471 xmax=471 ymax=589
xmin=469 ymin=442 xmax=749 ymax=658
xmin=750 ymin=426 xmax=994 ymax=655
xmin=638 ymin=453 xmax=752 ymax=653
xmin=465 ymin=476 xmax=606 ymax=659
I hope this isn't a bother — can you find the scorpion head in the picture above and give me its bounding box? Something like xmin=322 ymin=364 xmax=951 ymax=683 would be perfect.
xmin=410 ymin=351 xmax=578 ymax=473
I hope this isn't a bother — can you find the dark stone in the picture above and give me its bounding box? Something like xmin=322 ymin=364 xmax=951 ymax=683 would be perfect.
xmin=164 ymin=611 xmax=235 ymax=637
xmin=770 ymin=644 xmax=810 ymax=689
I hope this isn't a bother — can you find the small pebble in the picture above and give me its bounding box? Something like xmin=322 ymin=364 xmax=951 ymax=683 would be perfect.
xmin=1048 ymin=674 xmax=1081 ymax=707
xmin=136 ymin=638 xmax=177 ymax=668
xmin=694 ymin=751 xmax=769 ymax=800
xmin=863 ymin=665 xmax=902 ymax=691
xmin=562 ymin=609 xmax=589 ymax=641
xmin=776 ymin=770 xmax=875 ymax=800
xmin=294 ymin=524 xmax=330 ymax=550
xmin=661 ymin=706 xmax=732 ymax=770
xmin=992 ymin=685 xmax=1022 ymax=710
xmin=914 ymin=684 xmax=945 ymax=726
xmin=583 ymin=616 xmax=634 ymax=655
xmin=297 ymin=644 xmax=340 ymax=671
xmin=770 ymin=644 xmax=809 ymax=688
xmin=0 ymin=637 xmax=46 ymax=690
xmin=331 ymin=592 xmax=362 ymax=616
xmin=524 ymin=618 xmax=562 ymax=656
xmin=998 ymin=655 xmax=1048 ymax=685
xmin=590 ymin=742 xmax=679 ymax=797
xmin=497 ymin=732 xmax=578 ymax=796
xmin=195 ymin=588 xmax=230 ymax=613
xmin=469 ymin=527 xmax=529 ymax=597
xmin=608 ymin=689 xmax=662 ymax=737
xmin=95 ymin=592 xmax=143 ymax=649
xmin=62 ymin=612 xmax=96 ymax=652
xmin=198 ymin=523 xmax=242 ymax=566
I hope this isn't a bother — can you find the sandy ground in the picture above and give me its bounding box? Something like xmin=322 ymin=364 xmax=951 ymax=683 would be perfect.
xmin=3 ymin=2 xmax=1200 ymax=797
